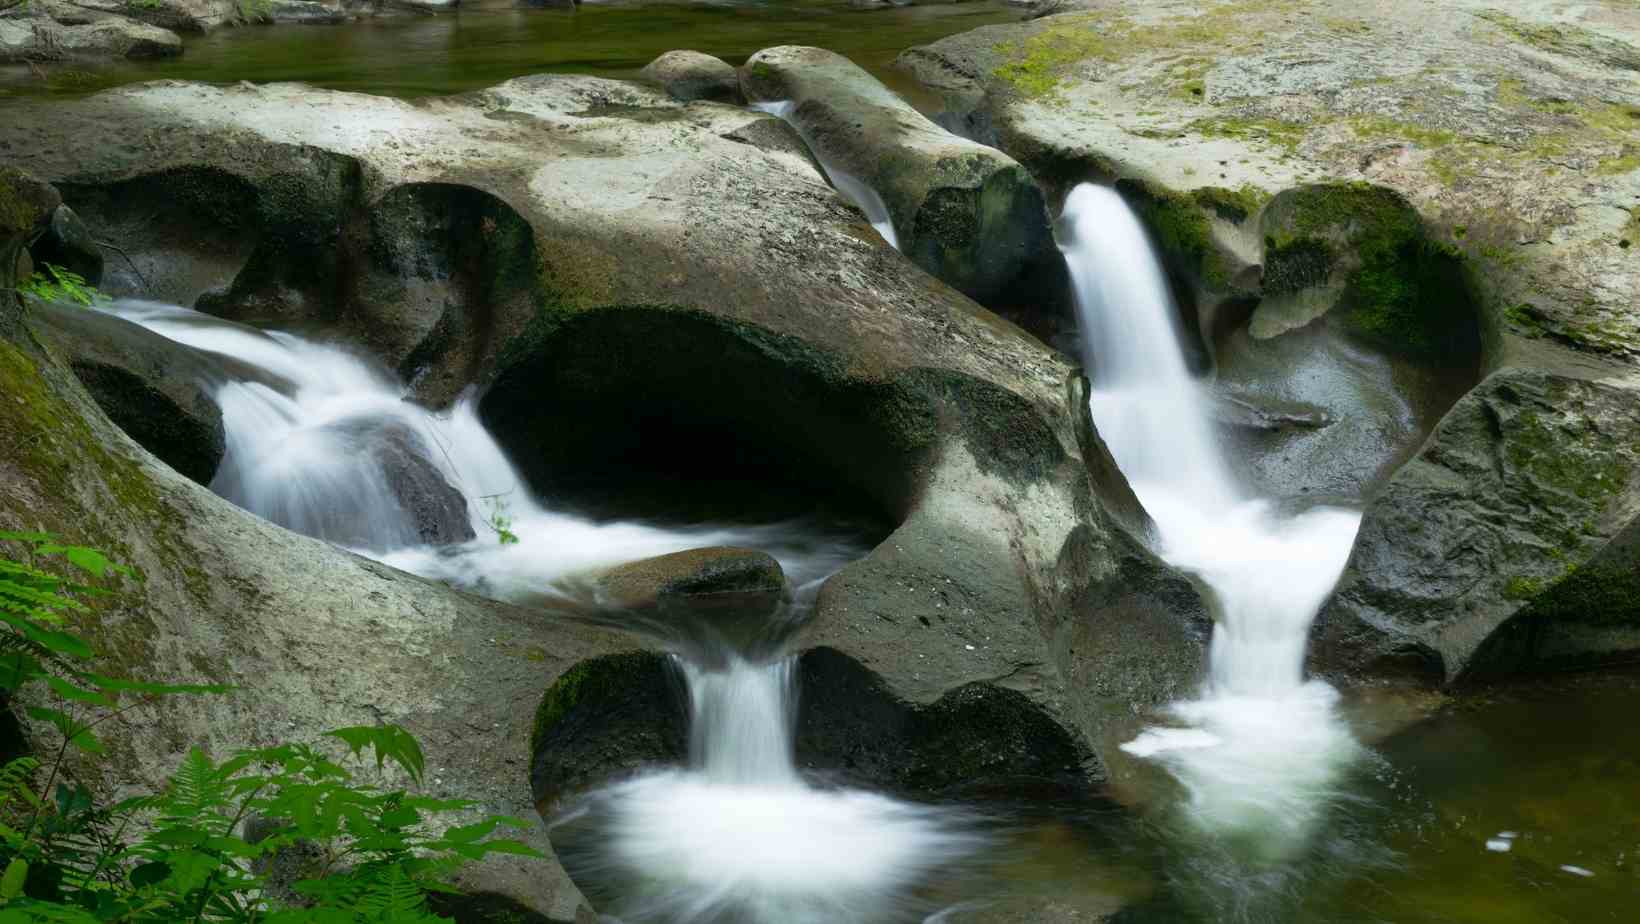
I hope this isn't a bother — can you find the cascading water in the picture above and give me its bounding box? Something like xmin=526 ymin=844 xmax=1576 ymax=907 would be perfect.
xmin=98 ymin=300 xmax=866 ymax=601
xmin=105 ymin=297 xmax=980 ymax=920
xmin=751 ymin=101 xmax=902 ymax=250
xmin=571 ymin=655 xmax=983 ymax=924
xmin=1059 ymin=185 xmax=1364 ymax=851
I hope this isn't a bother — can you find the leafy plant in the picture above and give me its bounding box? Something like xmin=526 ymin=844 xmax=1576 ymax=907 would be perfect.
xmin=0 ymin=535 xmax=542 ymax=921
xmin=482 ymin=497 xmax=519 ymax=547
xmin=15 ymin=267 xmax=105 ymax=309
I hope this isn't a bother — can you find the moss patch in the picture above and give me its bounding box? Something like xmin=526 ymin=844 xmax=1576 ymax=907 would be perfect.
xmin=1263 ymin=183 xmax=1478 ymax=361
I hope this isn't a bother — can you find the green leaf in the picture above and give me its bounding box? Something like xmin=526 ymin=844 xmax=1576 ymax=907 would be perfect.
xmin=45 ymin=675 xmax=113 ymax=707
xmin=35 ymin=545 xmax=135 ymax=581
xmin=25 ymin=706 xmax=102 ymax=754
xmin=1 ymin=857 xmax=27 ymax=899
xmin=325 ymin=725 xmax=426 ymax=785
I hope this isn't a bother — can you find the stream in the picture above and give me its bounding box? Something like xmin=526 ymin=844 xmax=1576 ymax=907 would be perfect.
xmin=18 ymin=8 xmax=1638 ymax=917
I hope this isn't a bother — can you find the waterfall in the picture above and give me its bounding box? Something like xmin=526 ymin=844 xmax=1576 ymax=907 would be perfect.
xmin=1059 ymin=185 xmax=1364 ymax=848
xmin=750 ymin=101 xmax=902 ymax=250
xmin=576 ymin=655 xmax=982 ymax=924
xmin=106 ymin=297 xmax=977 ymax=919
xmin=99 ymin=300 xmax=865 ymax=600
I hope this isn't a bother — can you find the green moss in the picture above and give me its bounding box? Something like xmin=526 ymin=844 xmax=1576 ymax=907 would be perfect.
xmin=1507 ymin=407 xmax=1630 ymax=505
xmin=1347 ymin=115 xmax=1459 ymax=149
xmin=1264 ymin=183 xmax=1477 ymax=361
xmin=1192 ymin=184 xmax=1267 ymax=223
xmin=1503 ymin=575 xmax=1545 ymax=601
xmin=1262 ymin=236 xmax=1335 ymax=296
xmin=1521 ymin=563 xmax=1640 ymax=628
xmin=1189 ymin=115 xmax=1308 ymax=153
xmin=529 ymin=652 xmax=662 ymax=757
xmin=1503 ymin=302 xmax=1549 ymax=338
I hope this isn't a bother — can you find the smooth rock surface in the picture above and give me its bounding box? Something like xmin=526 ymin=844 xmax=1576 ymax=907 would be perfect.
xmin=742 ymin=45 xmax=1058 ymax=306
xmin=1311 ymin=368 xmax=1640 ymax=684
xmin=640 ymin=49 xmax=743 ymax=104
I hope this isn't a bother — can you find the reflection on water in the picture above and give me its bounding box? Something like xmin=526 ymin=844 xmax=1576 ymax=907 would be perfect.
xmin=0 ymin=0 xmax=1021 ymax=103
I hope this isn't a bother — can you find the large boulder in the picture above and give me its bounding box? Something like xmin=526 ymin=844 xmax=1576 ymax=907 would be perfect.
xmin=0 ymin=15 xmax=182 ymax=62
xmin=740 ymin=45 xmax=1058 ymax=307
xmin=40 ymin=0 xmax=238 ymax=33
xmin=0 ymin=84 xmax=1220 ymax=919
xmin=1311 ymin=369 xmax=1640 ymax=685
xmin=0 ymin=299 xmax=627 ymax=919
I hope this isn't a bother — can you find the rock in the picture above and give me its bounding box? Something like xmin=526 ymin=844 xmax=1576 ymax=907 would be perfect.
xmin=528 ymin=651 xmax=686 ymax=814
xmin=901 ymin=1 xmax=1640 ymax=362
xmin=0 ymin=304 xmax=627 ymax=919
xmin=595 ymin=547 xmax=787 ymax=656
xmin=41 ymin=0 xmax=238 ymax=33
xmin=0 ymin=166 xmax=61 ymax=332
xmin=639 ymin=49 xmax=743 ymax=104
xmin=25 ymin=301 xmax=227 ymax=486
xmin=256 ymin=1 xmax=356 ymax=24
xmin=1311 ymin=369 xmax=1640 ymax=685
xmin=740 ymin=45 xmax=1057 ymax=306
xmin=0 ymin=17 xmax=182 ymax=62
xmin=527 ymin=646 xmax=1095 ymax=813
xmin=356 ymin=422 xmax=476 ymax=546
xmin=2 ymin=73 xmax=1180 ymax=823
xmin=29 ymin=204 xmax=104 ymax=287
xmin=718 ymin=111 xmax=829 ymax=180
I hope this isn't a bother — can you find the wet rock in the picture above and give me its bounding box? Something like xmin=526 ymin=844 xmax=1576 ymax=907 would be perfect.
xmin=640 ymin=50 xmax=743 ymax=104
xmin=528 ymin=651 xmax=685 ymax=813
xmin=25 ymin=301 xmax=226 ymax=486
xmin=29 ymin=204 xmax=104 ymax=287
xmin=1311 ymin=369 xmax=1640 ymax=684
xmin=596 ymin=547 xmax=787 ymax=655
xmin=357 ymin=422 xmax=476 ymax=546
xmin=794 ymin=647 xmax=1096 ymax=796
xmin=740 ymin=45 xmax=1057 ymax=305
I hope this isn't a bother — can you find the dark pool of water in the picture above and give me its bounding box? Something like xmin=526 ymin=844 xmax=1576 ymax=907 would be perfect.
xmin=0 ymin=0 xmax=1022 ymax=101
xmin=984 ymin=672 xmax=1640 ymax=923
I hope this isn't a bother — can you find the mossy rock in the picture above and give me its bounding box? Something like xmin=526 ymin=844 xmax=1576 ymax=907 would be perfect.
xmin=1260 ymin=183 xmax=1481 ymax=363
xmin=528 ymin=651 xmax=685 ymax=811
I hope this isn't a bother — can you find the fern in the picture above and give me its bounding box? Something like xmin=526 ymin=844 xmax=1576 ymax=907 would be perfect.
xmin=13 ymin=266 xmax=105 ymax=309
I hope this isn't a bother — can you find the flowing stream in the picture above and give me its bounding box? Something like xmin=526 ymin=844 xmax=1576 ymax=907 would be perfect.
xmin=99 ymin=300 xmax=866 ymax=602
xmin=1059 ymin=185 xmax=1366 ymax=852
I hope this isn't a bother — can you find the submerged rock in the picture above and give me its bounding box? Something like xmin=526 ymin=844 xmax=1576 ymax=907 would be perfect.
xmin=740 ymin=45 xmax=1058 ymax=306
xmin=1312 ymin=369 xmax=1640 ymax=684
xmin=596 ymin=547 xmax=788 ymax=655
xmin=640 ymin=49 xmax=744 ymax=104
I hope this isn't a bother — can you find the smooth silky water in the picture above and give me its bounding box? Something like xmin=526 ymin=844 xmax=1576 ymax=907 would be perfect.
xmin=0 ymin=0 xmax=1021 ymax=105
xmin=98 ymin=299 xmax=869 ymax=601
xmin=62 ymin=160 xmax=1639 ymax=924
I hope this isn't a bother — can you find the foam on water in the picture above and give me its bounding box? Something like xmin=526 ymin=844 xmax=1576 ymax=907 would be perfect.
xmin=560 ymin=658 xmax=984 ymax=923
xmin=1060 ymin=184 xmax=1364 ymax=853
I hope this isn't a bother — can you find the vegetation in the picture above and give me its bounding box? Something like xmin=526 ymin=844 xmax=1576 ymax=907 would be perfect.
xmin=16 ymin=267 xmax=105 ymax=309
xmin=0 ymin=533 xmax=538 ymax=922
xmin=481 ymin=497 xmax=519 ymax=547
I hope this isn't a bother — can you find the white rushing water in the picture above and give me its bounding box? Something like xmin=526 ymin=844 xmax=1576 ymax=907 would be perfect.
xmin=107 ymin=298 xmax=976 ymax=920
xmin=1059 ymin=185 xmax=1364 ymax=851
xmin=751 ymin=101 xmax=902 ymax=250
xmin=100 ymin=300 xmax=865 ymax=602
xmin=564 ymin=656 xmax=983 ymax=924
